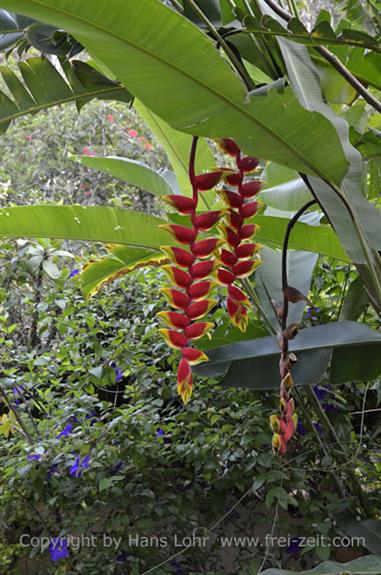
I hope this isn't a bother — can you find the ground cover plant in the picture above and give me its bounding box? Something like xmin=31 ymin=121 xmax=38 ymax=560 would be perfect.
xmin=0 ymin=0 xmax=380 ymax=573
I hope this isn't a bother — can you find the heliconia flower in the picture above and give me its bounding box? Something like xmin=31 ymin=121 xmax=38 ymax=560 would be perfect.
xmin=217 ymin=268 xmax=235 ymax=285
xmin=161 ymin=246 xmax=195 ymax=267
xmin=193 ymin=211 xmax=224 ymax=231
xmin=220 ymin=248 xmax=238 ymax=267
xmin=190 ymin=260 xmax=216 ymax=279
xmin=224 ymin=171 xmax=242 ymax=186
xmin=238 ymin=223 xmax=258 ymax=239
xmin=186 ymin=299 xmax=217 ymax=319
xmin=158 ymin=329 xmax=188 ymax=349
xmin=191 ymin=238 xmax=222 ymax=258
xmin=240 ymin=180 xmax=263 ymax=197
xmin=217 ymin=138 xmax=240 ymax=157
xmin=228 ymin=210 xmax=244 ymax=229
xmin=219 ymin=189 xmax=243 ymax=208
xmin=235 ymin=243 xmax=261 ymax=259
xmin=177 ymin=358 xmax=193 ymax=404
xmin=228 ymin=285 xmax=250 ymax=305
xmin=161 ymin=288 xmax=190 ymax=310
xmin=162 ymin=195 xmax=196 ymax=214
xmin=222 ymin=227 xmax=241 ymax=248
xmin=184 ymin=322 xmax=214 ymax=340
xmin=187 ymin=280 xmax=217 ymax=300
xmin=227 ymin=298 xmax=249 ymax=331
xmin=181 ymin=347 xmax=208 ymax=365
xmin=240 ymin=201 xmax=261 ymax=218
xmin=163 ymin=265 xmax=192 ymax=288
xmin=233 ymin=258 xmax=261 ymax=278
xmin=269 ymin=414 xmax=281 ymax=433
xmin=157 ymin=311 xmax=191 ymax=329
xmin=160 ymin=224 xmax=197 ymax=244
xmin=238 ymin=156 xmax=259 ymax=173
xmin=194 ymin=171 xmax=223 ymax=191
xmin=272 ymin=433 xmax=287 ymax=455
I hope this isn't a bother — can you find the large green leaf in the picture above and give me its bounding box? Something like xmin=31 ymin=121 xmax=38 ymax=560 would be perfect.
xmin=80 ymin=245 xmax=167 ymax=298
xmin=339 ymin=517 xmax=381 ymax=556
xmin=260 ymin=554 xmax=381 ymax=575
xmin=77 ymin=155 xmax=173 ymax=197
xmin=195 ymin=321 xmax=381 ymax=388
xmin=259 ymin=178 xmax=313 ymax=211
xmin=134 ymin=100 xmax=215 ymax=203
xmin=0 ymin=205 xmax=169 ymax=248
xmin=0 ymin=57 xmax=131 ymax=132
xmin=0 ymin=0 xmax=349 ymax=183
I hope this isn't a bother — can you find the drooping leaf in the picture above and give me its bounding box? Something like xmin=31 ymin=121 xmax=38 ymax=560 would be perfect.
xmin=0 ymin=205 xmax=170 ymax=249
xmin=338 ymin=516 xmax=381 ymax=555
xmin=77 ymin=155 xmax=173 ymax=197
xmin=0 ymin=0 xmax=349 ymax=184
xmin=80 ymin=246 xmax=168 ymax=298
xmin=0 ymin=57 xmax=132 ymax=132
xmin=195 ymin=321 xmax=381 ymax=389
xmin=259 ymin=178 xmax=313 ymax=211
xmin=339 ymin=275 xmax=369 ymax=321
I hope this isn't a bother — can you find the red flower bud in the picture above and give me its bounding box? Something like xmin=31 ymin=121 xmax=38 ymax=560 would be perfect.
xmin=218 ymin=138 xmax=240 ymax=157
xmin=272 ymin=433 xmax=287 ymax=455
xmin=160 ymin=224 xmax=197 ymax=245
xmin=220 ymin=248 xmax=238 ymax=267
xmin=191 ymin=238 xmax=222 ymax=258
xmin=228 ymin=284 xmax=249 ymax=304
xmin=161 ymin=288 xmax=190 ymax=310
xmin=240 ymin=201 xmax=260 ymax=218
xmin=217 ymin=268 xmax=235 ymax=285
xmin=240 ymin=181 xmax=263 ymax=197
xmin=233 ymin=259 xmax=260 ymax=278
xmin=219 ymin=189 xmax=243 ymax=208
xmin=228 ymin=210 xmax=244 ymax=229
xmin=177 ymin=358 xmax=193 ymax=404
xmin=159 ymin=329 xmax=187 ymax=349
xmin=238 ymin=156 xmax=259 ymax=173
xmin=186 ymin=299 xmax=217 ymax=320
xmin=194 ymin=171 xmax=223 ymax=191
xmin=163 ymin=265 xmax=192 ymax=288
xmin=187 ymin=280 xmax=216 ymax=300
xmin=184 ymin=322 xmax=214 ymax=340
xmin=157 ymin=311 xmax=190 ymax=329
xmin=162 ymin=195 xmax=196 ymax=214
xmin=238 ymin=223 xmax=257 ymax=239
xmin=161 ymin=246 xmax=195 ymax=267
xmin=224 ymin=171 xmax=242 ymax=186
xmin=222 ymin=227 xmax=240 ymax=248
xmin=227 ymin=298 xmax=248 ymax=331
xmin=181 ymin=347 xmax=208 ymax=365
xmin=190 ymin=260 xmax=216 ymax=279
xmin=235 ymin=243 xmax=261 ymax=259
xmin=193 ymin=210 xmax=223 ymax=231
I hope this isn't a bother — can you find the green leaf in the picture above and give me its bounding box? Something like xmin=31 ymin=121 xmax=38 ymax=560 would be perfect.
xmin=195 ymin=321 xmax=381 ymax=388
xmin=0 ymin=205 xmax=170 ymax=248
xmin=260 ymin=178 xmax=313 ymax=211
xmin=0 ymin=57 xmax=132 ymax=132
xmin=134 ymin=100 xmax=215 ymax=201
xmin=77 ymin=155 xmax=173 ymax=197
xmin=80 ymin=246 xmax=167 ymax=298
xmin=1 ymin=0 xmax=349 ymax=183
xmin=260 ymin=554 xmax=381 ymax=574
xmin=339 ymin=517 xmax=381 ymax=555
xmin=339 ymin=275 xmax=369 ymax=321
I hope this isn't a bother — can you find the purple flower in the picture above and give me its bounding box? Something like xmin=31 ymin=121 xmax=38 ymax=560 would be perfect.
xmin=111 ymin=460 xmax=124 ymax=474
xmin=12 ymin=385 xmax=24 ymax=405
xmin=170 ymin=559 xmax=184 ymax=575
xmin=49 ymin=537 xmax=69 ymax=561
xmin=85 ymin=412 xmax=98 ymax=425
xmin=27 ymin=453 xmax=41 ymax=462
xmin=313 ymin=385 xmax=328 ymax=401
xmin=47 ymin=463 xmax=59 ymax=479
xmin=297 ymin=420 xmax=307 ymax=436
xmin=69 ymin=454 xmax=91 ymax=477
xmin=323 ymin=402 xmax=337 ymax=413
xmin=116 ymin=551 xmax=128 ymax=563
xmin=110 ymin=362 xmax=123 ymax=382
xmin=155 ymin=428 xmax=165 ymax=437
xmin=286 ymin=537 xmax=302 ymax=554
xmin=313 ymin=422 xmax=323 ymax=436
xmin=69 ymin=269 xmax=80 ymax=278
xmin=57 ymin=423 xmax=73 ymax=438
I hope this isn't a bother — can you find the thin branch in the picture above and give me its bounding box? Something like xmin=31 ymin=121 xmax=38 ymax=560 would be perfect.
xmin=167 ymin=0 xmax=184 ymax=12
xmin=261 ymin=0 xmax=381 ymax=113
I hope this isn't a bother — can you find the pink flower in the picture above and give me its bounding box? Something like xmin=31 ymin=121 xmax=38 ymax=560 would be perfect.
xmin=82 ymin=146 xmax=95 ymax=156
xmin=144 ymin=143 xmax=154 ymax=151
xmin=128 ymin=129 xmax=138 ymax=138
xmin=25 ymin=135 xmax=32 ymax=142
xmin=106 ymin=114 xmax=114 ymax=123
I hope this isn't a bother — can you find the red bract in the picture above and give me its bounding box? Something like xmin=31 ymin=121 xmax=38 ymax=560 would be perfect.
xmin=217 ymin=138 xmax=240 ymax=157
xmin=161 ymin=224 xmax=197 ymax=244
xmin=193 ymin=211 xmax=223 ymax=231
xmin=191 ymin=238 xmax=221 ymax=258
xmin=240 ymin=181 xmax=263 ymax=197
xmin=161 ymin=288 xmax=190 ymax=310
xmin=162 ymin=195 xmax=196 ymax=214
xmin=194 ymin=171 xmax=223 ymax=191
xmin=187 ymin=280 xmax=216 ymax=300
xmin=238 ymin=156 xmax=259 ymax=173
xmin=161 ymin=246 xmax=195 ymax=267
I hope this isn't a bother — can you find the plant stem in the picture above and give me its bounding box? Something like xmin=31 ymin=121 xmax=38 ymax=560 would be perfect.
xmin=185 ymin=0 xmax=256 ymax=90
xmin=167 ymin=0 xmax=184 ymax=12
xmin=261 ymin=0 xmax=381 ymax=113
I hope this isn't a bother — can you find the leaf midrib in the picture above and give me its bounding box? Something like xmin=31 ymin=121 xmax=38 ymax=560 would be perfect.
xmin=24 ymin=0 xmax=331 ymax=181
xmin=0 ymin=84 xmax=128 ymax=125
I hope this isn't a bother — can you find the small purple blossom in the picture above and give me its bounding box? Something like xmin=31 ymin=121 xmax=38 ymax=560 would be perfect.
xmin=27 ymin=453 xmax=41 ymax=462
xmin=286 ymin=537 xmax=302 ymax=554
xmin=47 ymin=463 xmax=59 ymax=479
xmin=297 ymin=420 xmax=307 ymax=436
xmin=170 ymin=558 xmax=184 ymax=575
xmin=69 ymin=454 xmax=91 ymax=477
xmin=155 ymin=428 xmax=165 ymax=437
xmin=313 ymin=385 xmax=329 ymax=402
xmin=57 ymin=423 xmax=73 ymax=438
xmin=116 ymin=551 xmax=128 ymax=563
xmin=313 ymin=422 xmax=323 ymax=436
xmin=69 ymin=269 xmax=80 ymax=278
xmin=49 ymin=537 xmax=69 ymax=561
